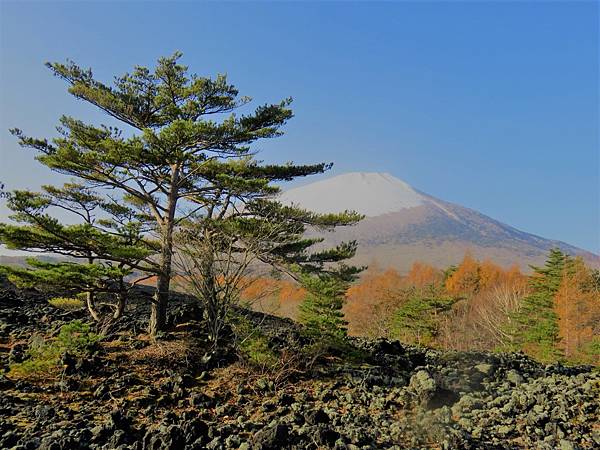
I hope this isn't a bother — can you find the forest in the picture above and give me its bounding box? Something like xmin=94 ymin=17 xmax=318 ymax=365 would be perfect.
xmin=243 ymin=250 xmax=600 ymax=366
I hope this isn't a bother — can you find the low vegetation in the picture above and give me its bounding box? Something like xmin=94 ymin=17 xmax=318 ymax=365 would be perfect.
xmin=48 ymin=296 xmax=85 ymax=311
xmin=9 ymin=320 xmax=101 ymax=378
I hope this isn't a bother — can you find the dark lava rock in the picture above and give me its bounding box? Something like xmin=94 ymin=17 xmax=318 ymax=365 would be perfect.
xmin=316 ymin=426 xmax=340 ymax=446
xmin=305 ymin=408 xmax=330 ymax=425
xmin=253 ymin=424 xmax=290 ymax=449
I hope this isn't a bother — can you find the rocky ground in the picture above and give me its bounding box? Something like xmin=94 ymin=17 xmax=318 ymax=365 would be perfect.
xmin=0 ymin=280 xmax=599 ymax=450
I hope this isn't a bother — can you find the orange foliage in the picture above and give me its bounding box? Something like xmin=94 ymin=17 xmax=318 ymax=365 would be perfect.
xmin=346 ymin=268 xmax=404 ymax=301
xmin=438 ymin=253 xmax=529 ymax=350
xmin=445 ymin=252 xmax=527 ymax=295
xmin=240 ymin=278 xmax=279 ymax=302
xmin=344 ymin=268 xmax=405 ymax=335
xmin=238 ymin=277 xmax=307 ymax=319
xmin=277 ymin=281 xmax=306 ymax=319
xmin=554 ymin=259 xmax=600 ymax=363
xmin=406 ymin=261 xmax=442 ymax=288
xmin=445 ymin=252 xmax=480 ymax=294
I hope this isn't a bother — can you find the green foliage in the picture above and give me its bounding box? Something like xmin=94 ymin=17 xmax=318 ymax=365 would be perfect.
xmin=443 ymin=265 xmax=458 ymax=282
xmin=529 ymin=248 xmax=572 ymax=296
xmin=391 ymin=287 xmax=456 ymax=346
xmin=232 ymin=314 xmax=279 ymax=368
xmin=1 ymin=258 xmax=130 ymax=292
xmin=0 ymin=182 xmax=152 ymax=323
xmin=48 ymin=296 xmax=84 ymax=311
xmin=298 ymin=270 xmax=355 ymax=347
xmin=9 ymin=320 xmax=100 ymax=377
xmin=56 ymin=320 xmax=101 ymax=353
xmin=240 ymin=332 xmax=280 ymax=368
xmin=504 ymin=248 xmax=568 ymax=362
xmin=571 ymin=336 xmax=600 ymax=366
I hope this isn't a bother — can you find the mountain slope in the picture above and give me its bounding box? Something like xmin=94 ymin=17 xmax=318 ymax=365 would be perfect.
xmin=280 ymin=172 xmax=598 ymax=271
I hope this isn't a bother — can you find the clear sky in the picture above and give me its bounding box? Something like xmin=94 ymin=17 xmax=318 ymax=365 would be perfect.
xmin=0 ymin=1 xmax=598 ymax=253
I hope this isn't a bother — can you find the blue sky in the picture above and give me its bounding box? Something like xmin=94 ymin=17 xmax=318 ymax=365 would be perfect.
xmin=0 ymin=1 xmax=598 ymax=253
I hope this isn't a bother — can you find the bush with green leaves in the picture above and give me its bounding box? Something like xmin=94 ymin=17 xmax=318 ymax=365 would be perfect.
xmin=9 ymin=320 xmax=101 ymax=377
xmin=232 ymin=314 xmax=279 ymax=369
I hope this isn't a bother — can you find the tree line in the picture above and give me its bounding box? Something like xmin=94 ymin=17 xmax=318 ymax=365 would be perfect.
xmin=253 ymin=250 xmax=599 ymax=365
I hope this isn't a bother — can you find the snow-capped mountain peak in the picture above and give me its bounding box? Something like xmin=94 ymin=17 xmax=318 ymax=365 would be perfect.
xmin=280 ymin=172 xmax=424 ymax=217
xmin=278 ymin=171 xmax=598 ymax=271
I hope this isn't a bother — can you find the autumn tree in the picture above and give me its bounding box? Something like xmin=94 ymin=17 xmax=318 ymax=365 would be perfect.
xmin=6 ymin=52 xmax=353 ymax=335
xmin=478 ymin=259 xmax=504 ymax=290
xmin=344 ymin=268 xmax=404 ymax=335
xmin=554 ymin=258 xmax=600 ymax=364
xmin=445 ymin=251 xmax=480 ymax=295
xmin=406 ymin=261 xmax=442 ymax=288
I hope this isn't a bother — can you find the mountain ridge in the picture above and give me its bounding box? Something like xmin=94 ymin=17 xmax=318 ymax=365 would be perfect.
xmin=280 ymin=172 xmax=598 ymax=271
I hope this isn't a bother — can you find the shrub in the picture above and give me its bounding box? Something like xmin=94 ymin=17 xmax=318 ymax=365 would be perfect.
xmin=240 ymin=331 xmax=280 ymax=368
xmin=9 ymin=320 xmax=100 ymax=377
xmin=48 ymin=296 xmax=85 ymax=311
xmin=55 ymin=320 xmax=101 ymax=354
xmin=233 ymin=314 xmax=279 ymax=368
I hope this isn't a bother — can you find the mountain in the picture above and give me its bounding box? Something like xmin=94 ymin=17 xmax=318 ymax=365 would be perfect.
xmin=280 ymin=172 xmax=599 ymax=272
xmin=0 ymin=254 xmax=69 ymax=267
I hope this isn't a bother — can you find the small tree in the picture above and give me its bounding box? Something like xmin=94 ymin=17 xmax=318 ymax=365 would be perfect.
xmin=299 ymin=264 xmax=361 ymax=347
xmin=391 ymin=286 xmax=456 ymax=346
xmin=504 ymin=248 xmax=570 ymax=362
xmin=175 ymin=197 xmax=363 ymax=349
xmin=0 ymin=183 xmax=153 ymax=320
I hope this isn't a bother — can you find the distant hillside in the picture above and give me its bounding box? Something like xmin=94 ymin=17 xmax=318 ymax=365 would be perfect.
xmin=280 ymin=172 xmax=599 ymax=272
xmin=0 ymin=254 xmax=70 ymax=267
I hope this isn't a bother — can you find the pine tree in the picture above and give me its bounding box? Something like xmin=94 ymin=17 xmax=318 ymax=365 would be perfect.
xmin=391 ymin=286 xmax=456 ymax=346
xmin=5 ymin=52 xmax=359 ymax=334
xmin=298 ymin=265 xmax=361 ymax=346
xmin=0 ymin=183 xmax=153 ymax=320
xmin=505 ymin=248 xmax=569 ymax=362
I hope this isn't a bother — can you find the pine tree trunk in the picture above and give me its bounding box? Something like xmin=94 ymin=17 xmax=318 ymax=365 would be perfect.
xmin=113 ymin=281 xmax=127 ymax=320
xmin=85 ymin=255 xmax=100 ymax=321
xmin=149 ymin=271 xmax=170 ymax=335
xmin=86 ymin=291 xmax=100 ymax=322
xmin=148 ymin=165 xmax=179 ymax=336
xmin=149 ymin=230 xmax=173 ymax=334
